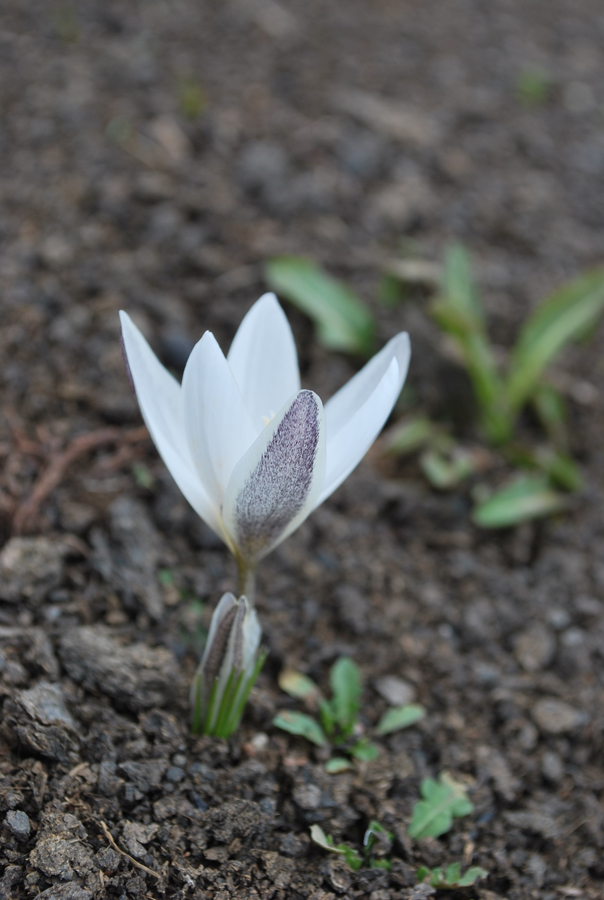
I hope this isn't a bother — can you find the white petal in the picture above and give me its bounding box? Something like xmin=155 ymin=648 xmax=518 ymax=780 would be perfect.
xmin=182 ymin=331 xmax=257 ymax=509
xmin=199 ymin=592 xmax=237 ymax=673
xmin=227 ymin=293 xmax=300 ymax=431
xmin=223 ymin=390 xmax=326 ymax=563
xmin=119 ymin=311 xmax=223 ymax=538
xmin=242 ymin=602 xmax=262 ymax=675
xmin=318 ymin=333 xmax=410 ymax=504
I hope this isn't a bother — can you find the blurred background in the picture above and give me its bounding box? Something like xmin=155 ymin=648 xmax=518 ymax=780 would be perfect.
xmin=2 ymin=0 xmax=604 ymax=417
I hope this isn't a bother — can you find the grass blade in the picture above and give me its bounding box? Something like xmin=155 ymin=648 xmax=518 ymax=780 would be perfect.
xmin=432 ymin=245 xmax=511 ymax=444
xmin=506 ymin=268 xmax=604 ymax=411
xmin=472 ymin=474 xmax=567 ymax=528
xmin=330 ymin=656 xmax=361 ymax=736
xmin=265 ymin=256 xmax=376 ymax=356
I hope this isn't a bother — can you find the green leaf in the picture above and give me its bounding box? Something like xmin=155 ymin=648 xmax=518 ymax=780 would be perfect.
xmin=506 ymin=268 xmax=604 ymax=412
xmin=419 ymin=447 xmax=474 ymax=490
xmin=376 ymin=704 xmax=426 ymax=735
xmin=417 ymin=862 xmax=488 ymax=889
xmin=442 ymin=244 xmax=482 ymax=322
xmin=432 ymin=245 xmax=511 ymax=445
xmin=324 ymin=757 xmax=353 ymax=774
xmin=350 ymin=739 xmax=380 ymax=762
xmin=531 ymin=383 xmax=568 ymax=449
xmin=540 ymin=451 xmax=583 ymax=492
xmin=310 ymin=824 xmax=336 ymax=852
xmin=342 ymin=846 xmax=363 ymax=870
xmin=408 ymin=772 xmax=474 ymax=840
xmin=318 ymin=698 xmax=336 ymax=737
xmin=370 ymin=858 xmax=392 ymax=871
xmin=132 ymin=462 xmax=155 ymax=489
xmin=378 ymin=273 xmax=406 ymax=308
xmin=363 ymin=820 xmax=394 ymax=857
xmin=265 ymin=256 xmax=376 ymax=356
xmin=472 ymin=474 xmax=567 ymax=528
xmin=330 ymin=657 xmax=362 ymax=736
xmin=272 ymin=711 xmax=327 ymax=747
xmin=310 ymin=825 xmax=362 ymax=871
xmin=278 ymin=669 xmax=321 ymax=702
xmin=516 ymin=66 xmax=550 ymax=106
xmin=384 ymin=417 xmax=436 ymax=456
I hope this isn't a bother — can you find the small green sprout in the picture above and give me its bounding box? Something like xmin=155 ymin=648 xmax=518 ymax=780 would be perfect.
xmin=273 ymin=657 xmax=425 ymax=770
xmin=516 ymin=66 xmax=551 ymax=106
xmin=53 ymin=3 xmax=79 ymax=42
xmin=132 ymin=462 xmax=155 ymax=490
xmin=264 ymin=257 xmax=376 ymax=357
xmin=191 ymin=594 xmax=266 ymax=738
xmin=177 ymin=72 xmax=207 ymax=120
xmin=417 ymin=862 xmax=488 ymax=889
xmin=310 ymin=820 xmax=393 ymax=872
xmin=408 ymin=772 xmax=474 ymax=840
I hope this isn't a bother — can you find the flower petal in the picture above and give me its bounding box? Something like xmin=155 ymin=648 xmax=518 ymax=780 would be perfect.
xmin=318 ymin=333 xmax=410 ymax=504
xmin=227 ymin=293 xmax=301 ymax=431
xmin=223 ymin=390 xmax=326 ymax=563
xmin=119 ymin=311 xmax=223 ymax=538
xmin=182 ymin=331 xmax=257 ymax=509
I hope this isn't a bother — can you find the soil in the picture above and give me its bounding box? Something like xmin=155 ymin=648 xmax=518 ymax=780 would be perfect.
xmin=1 ymin=1 xmax=603 ymax=898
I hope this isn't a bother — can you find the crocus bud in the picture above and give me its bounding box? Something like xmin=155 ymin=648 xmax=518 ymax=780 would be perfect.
xmin=191 ymin=593 xmax=265 ymax=737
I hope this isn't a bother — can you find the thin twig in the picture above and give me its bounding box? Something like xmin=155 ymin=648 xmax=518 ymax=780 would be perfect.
xmin=12 ymin=426 xmax=148 ymax=534
xmin=99 ymin=820 xmax=162 ymax=881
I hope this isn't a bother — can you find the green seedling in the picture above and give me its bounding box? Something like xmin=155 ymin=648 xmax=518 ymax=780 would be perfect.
xmin=387 ymin=243 xmax=604 ymax=525
xmin=385 ymin=418 xmax=487 ymax=491
xmin=433 ymin=245 xmax=604 ymax=448
xmin=310 ymin=821 xmax=393 ymax=872
xmin=273 ymin=657 xmax=425 ymax=771
xmin=132 ymin=462 xmax=155 ymax=490
xmin=53 ymin=3 xmax=79 ymax=42
xmin=264 ymin=257 xmax=376 ymax=357
xmin=417 ymin=862 xmax=488 ymax=889
xmin=177 ymin=72 xmax=206 ymax=120
xmin=516 ymin=66 xmax=551 ymax=106
xmin=408 ymin=772 xmax=474 ymax=839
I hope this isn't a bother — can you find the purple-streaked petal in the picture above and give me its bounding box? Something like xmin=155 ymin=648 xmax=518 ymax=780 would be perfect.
xmin=222 ymin=390 xmax=326 ymax=563
xmin=227 ymin=293 xmax=301 ymax=432
xmin=119 ymin=311 xmax=223 ymax=538
xmin=318 ymin=333 xmax=410 ymax=504
xmin=182 ymin=331 xmax=257 ymax=509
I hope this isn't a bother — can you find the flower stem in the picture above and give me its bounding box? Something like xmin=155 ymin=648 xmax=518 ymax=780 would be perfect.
xmin=236 ymin=558 xmax=257 ymax=604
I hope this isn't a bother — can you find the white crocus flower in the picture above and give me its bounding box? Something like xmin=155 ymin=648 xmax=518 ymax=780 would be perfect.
xmin=190 ymin=592 xmax=264 ymax=737
xmin=120 ymin=294 xmax=410 ymax=595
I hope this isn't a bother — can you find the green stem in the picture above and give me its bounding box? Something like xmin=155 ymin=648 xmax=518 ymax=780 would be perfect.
xmin=236 ymin=558 xmax=257 ymax=604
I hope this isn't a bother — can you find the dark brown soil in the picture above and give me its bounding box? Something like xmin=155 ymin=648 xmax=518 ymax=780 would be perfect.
xmin=1 ymin=2 xmax=603 ymax=898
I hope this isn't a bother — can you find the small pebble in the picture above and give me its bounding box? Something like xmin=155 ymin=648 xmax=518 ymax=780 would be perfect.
xmin=374 ymin=675 xmax=416 ymax=707
xmin=5 ymin=810 xmax=31 ymax=840
xmin=514 ymin=624 xmax=555 ymax=672
xmin=532 ymin=698 xmax=585 ymax=735
xmin=165 ymin=766 xmax=185 ymax=783
xmin=541 ymin=750 xmax=564 ymax=783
